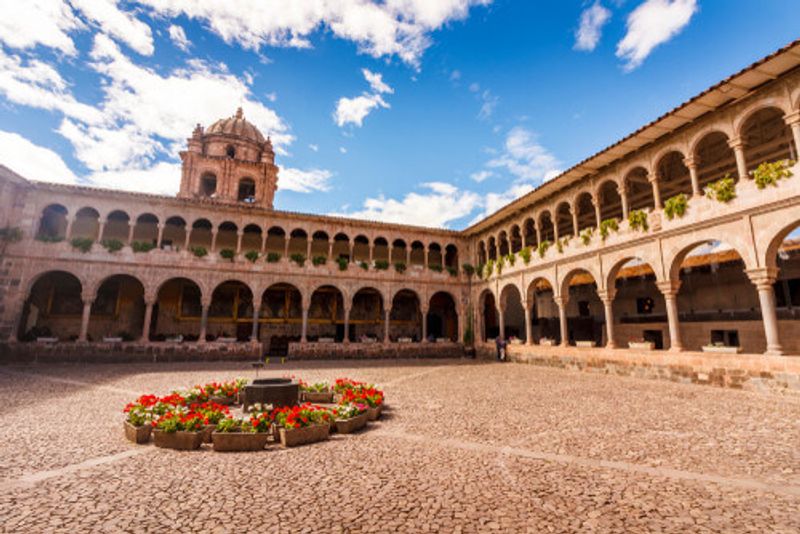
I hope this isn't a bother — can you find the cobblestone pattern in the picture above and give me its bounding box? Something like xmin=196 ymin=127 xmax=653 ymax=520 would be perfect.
xmin=1 ymin=359 xmax=799 ymax=532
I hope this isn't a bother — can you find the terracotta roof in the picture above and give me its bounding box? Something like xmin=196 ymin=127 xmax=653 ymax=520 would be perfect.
xmin=205 ymin=108 xmax=266 ymax=144
xmin=464 ymin=38 xmax=800 ymax=235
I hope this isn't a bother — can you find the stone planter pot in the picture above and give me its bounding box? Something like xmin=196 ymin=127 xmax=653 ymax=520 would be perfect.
xmin=702 ymin=345 xmax=742 ymax=354
xmin=153 ymin=430 xmax=203 ymax=450
xmin=211 ymin=432 xmax=270 ymax=452
xmin=202 ymin=424 xmax=217 ymax=443
xmin=278 ymin=424 xmax=330 ymax=447
xmin=628 ymin=341 xmax=655 ymax=351
xmin=575 ymin=340 xmax=596 ymax=348
xmin=366 ymin=405 xmax=382 ymax=421
xmin=302 ymin=391 xmax=333 ymax=403
xmin=335 ymin=412 xmax=368 ymax=434
xmin=124 ymin=421 xmax=151 ymax=444
xmin=210 ymin=395 xmax=236 ymax=406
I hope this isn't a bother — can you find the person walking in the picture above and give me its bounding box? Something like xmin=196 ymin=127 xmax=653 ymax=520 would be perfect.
xmin=495 ymin=335 xmax=507 ymax=362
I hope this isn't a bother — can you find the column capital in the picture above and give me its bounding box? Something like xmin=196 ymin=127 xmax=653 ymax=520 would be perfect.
xmin=143 ymin=294 xmax=158 ymax=306
xmin=81 ymin=293 xmax=96 ymax=304
xmin=727 ymin=136 xmax=745 ymax=150
xmin=597 ymin=289 xmax=616 ymax=303
xmin=656 ymin=280 xmax=681 ymax=297
xmin=683 ymin=156 xmax=697 ymax=169
xmin=200 ymin=296 xmax=212 ymax=307
xmin=746 ymin=267 xmax=779 ymax=289
xmin=553 ymin=295 xmax=568 ymax=307
xmin=783 ymin=110 xmax=800 ymax=126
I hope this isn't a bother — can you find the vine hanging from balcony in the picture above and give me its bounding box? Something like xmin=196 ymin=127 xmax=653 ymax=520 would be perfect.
xmin=505 ymin=253 xmax=516 ymax=266
xmin=485 ymin=259 xmax=495 ymax=277
xmin=190 ymin=246 xmax=207 ymax=258
xmin=337 ymin=257 xmax=349 ymax=271
xmin=580 ymin=227 xmax=594 ymax=246
xmin=628 ymin=209 xmax=649 ymax=232
xmin=599 ymin=218 xmax=619 ymax=240
xmin=266 ymin=252 xmax=281 ymax=263
xmin=475 ymin=262 xmax=485 ymax=279
xmin=290 ymin=253 xmax=306 ymax=266
xmin=70 ymin=237 xmax=93 ymax=253
xmin=245 ymin=250 xmax=260 ymax=263
xmin=663 ymin=193 xmax=688 ymax=220
xmin=461 ymin=263 xmax=475 ymax=277
xmin=495 ymin=256 xmax=504 ymax=275
xmin=537 ymin=240 xmax=550 ymax=258
xmin=312 ymin=255 xmax=326 ymax=266
xmin=751 ymin=160 xmax=795 ymax=189
xmin=101 ymin=239 xmax=124 ymax=253
xmin=705 ymin=174 xmax=736 ymax=203
xmin=374 ymin=260 xmax=389 ymax=270
xmin=394 ymin=262 xmax=406 ymax=273
xmin=219 ymin=248 xmax=235 ymax=261
xmin=519 ymin=247 xmax=531 ymax=265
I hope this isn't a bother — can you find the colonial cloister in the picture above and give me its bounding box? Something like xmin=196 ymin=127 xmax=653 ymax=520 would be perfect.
xmin=1 ymin=41 xmax=800 ymax=387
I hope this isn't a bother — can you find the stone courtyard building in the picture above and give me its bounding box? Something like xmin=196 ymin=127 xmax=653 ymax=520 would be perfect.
xmin=2 ymin=40 xmax=800 ymax=390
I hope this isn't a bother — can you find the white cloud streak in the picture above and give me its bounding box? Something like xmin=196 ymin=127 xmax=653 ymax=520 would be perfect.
xmin=333 ymin=67 xmax=394 ymax=127
xmin=574 ymin=1 xmax=611 ymax=52
xmin=168 ymin=24 xmax=191 ymax=52
xmin=0 ymin=130 xmax=79 ymax=185
xmin=279 ymin=167 xmax=333 ymax=193
xmin=616 ymin=0 xmax=697 ymax=71
xmin=487 ymin=126 xmax=561 ymax=183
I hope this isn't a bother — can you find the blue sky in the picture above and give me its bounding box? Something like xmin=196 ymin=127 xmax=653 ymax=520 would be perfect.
xmin=0 ymin=1 xmax=797 ymax=229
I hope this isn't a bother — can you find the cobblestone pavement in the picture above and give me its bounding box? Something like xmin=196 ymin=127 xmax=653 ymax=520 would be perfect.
xmin=1 ymin=359 xmax=799 ymax=533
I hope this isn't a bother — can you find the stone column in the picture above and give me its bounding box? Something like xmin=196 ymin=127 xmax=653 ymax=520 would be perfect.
xmin=728 ymin=137 xmax=748 ymax=181
xmin=261 ymin=233 xmax=268 ymax=253
xmin=198 ymin=299 xmax=211 ymax=343
xmin=649 ymin=172 xmax=662 ymax=208
xmin=571 ymin=206 xmax=579 ymax=237
xmin=300 ymin=306 xmax=309 ymax=343
xmin=388 ymin=246 xmax=393 ymax=265
xmin=383 ymin=307 xmax=391 ymax=343
xmin=65 ymin=217 xmax=74 ymax=240
xmin=523 ymin=300 xmax=533 ymax=345
xmin=251 ymin=304 xmax=260 ymax=342
xmin=96 ymin=219 xmax=106 ymax=242
xmin=620 ymin=183 xmax=630 ymax=220
xmin=141 ymin=297 xmax=155 ymax=342
xmin=553 ymin=218 xmax=560 ymax=242
xmin=497 ymin=305 xmax=505 ymax=339
xmin=784 ymin=111 xmax=800 ymax=160
xmin=306 ymin=238 xmax=313 ymax=260
xmin=424 ymin=247 xmax=429 ymax=269
xmin=457 ymin=305 xmax=465 ymax=344
xmin=747 ymin=269 xmax=783 ymax=355
xmin=349 ymin=242 xmax=355 ymax=262
xmin=593 ymin=199 xmax=602 ymax=229
xmin=343 ymin=305 xmax=351 ymax=343
xmin=235 ymin=231 xmax=243 ymax=254
xmin=284 ymin=236 xmax=290 ymax=258
xmin=535 ymin=224 xmax=542 ymax=245
xmin=657 ymin=281 xmax=682 ymax=351
xmin=598 ymin=290 xmax=616 ymax=349
xmin=78 ymin=295 xmax=94 ymax=342
xmin=555 ymin=295 xmax=569 ymax=347
xmin=157 ymin=224 xmax=166 ymax=249
xmin=327 ymin=240 xmax=334 ymax=260
xmin=421 ymin=307 xmax=429 ymax=341
xmin=684 ymin=156 xmax=701 ymax=197
xmin=184 ymin=228 xmax=191 ymax=250
xmin=406 ymin=247 xmax=411 ymax=265
xmin=127 ymin=223 xmax=136 ymax=245
xmin=210 ymin=230 xmax=218 ymax=252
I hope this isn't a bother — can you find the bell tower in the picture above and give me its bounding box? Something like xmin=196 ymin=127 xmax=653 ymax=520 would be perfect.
xmin=178 ymin=108 xmax=279 ymax=209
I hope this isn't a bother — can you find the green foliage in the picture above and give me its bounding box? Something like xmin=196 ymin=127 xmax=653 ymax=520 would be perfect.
xmin=132 ymin=241 xmax=155 ymax=253
xmin=475 ymin=262 xmax=485 ymax=279
xmin=663 ymin=194 xmax=688 ymax=221
xmin=556 ymin=237 xmax=569 ymax=253
xmin=429 ymin=264 xmax=443 ymax=272
xmin=359 ymin=261 xmax=369 ymax=270
xmin=219 ymin=248 xmax=235 ymax=261
xmin=36 ymin=234 xmax=64 ymax=243
xmin=337 ymin=257 xmax=349 ymax=271
xmin=599 ymin=218 xmax=619 ymax=240
xmin=0 ymin=226 xmax=22 ymax=243
xmin=394 ymin=262 xmax=406 ymax=273
xmin=752 ymin=159 xmax=794 ymax=189
xmin=266 ymin=252 xmax=281 ymax=263
xmin=485 ymin=259 xmax=495 ymax=277
xmin=70 ymin=237 xmax=93 ymax=253
xmin=705 ymin=174 xmax=736 ymax=203
xmin=519 ymin=247 xmax=532 ymax=265
xmin=312 ymin=255 xmax=327 ymax=266
xmin=447 ymin=266 xmax=458 ymax=277
xmin=190 ymin=246 xmax=208 ymax=258
xmin=244 ymin=250 xmax=260 ymax=263
xmin=580 ymin=227 xmax=594 ymax=246
xmin=628 ymin=209 xmax=649 ymax=232
xmin=537 ymin=240 xmax=550 ymax=258
xmin=374 ymin=259 xmax=389 ymax=270
xmin=463 ymin=308 xmax=474 ymax=345
xmin=461 ymin=263 xmax=475 ymax=276
xmin=290 ymin=253 xmax=306 ymax=266
xmin=101 ymin=239 xmax=124 ymax=253
xmin=495 ymin=256 xmax=504 ymax=275
xmin=505 ymin=253 xmax=516 ymax=266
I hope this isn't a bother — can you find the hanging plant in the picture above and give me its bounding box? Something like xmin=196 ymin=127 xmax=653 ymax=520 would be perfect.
xmin=537 ymin=240 xmax=550 ymax=258
xmin=628 ymin=209 xmax=649 ymax=232
xmin=485 ymin=259 xmax=495 ymax=277
xmin=663 ymin=194 xmax=688 ymax=220
xmin=705 ymin=174 xmax=736 ymax=203
xmin=244 ymin=250 xmax=260 ymax=263
xmin=394 ymin=262 xmax=407 ymax=273
xmin=0 ymin=226 xmax=22 ymax=242
xmin=290 ymin=253 xmax=306 ymax=266
xmin=190 ymin=246 xmax=207 ymax=258
xmin=70 ymin=237 xmax=93 ymax=253
xmin=506 ymin=253 xmax=516 ymax=266
xmin=429 ymin=264 xmax=443 ymax=272
xmin=599 ymin=218 xmax=619 ymax=240
xmin=101 ymin=239 xmax=124 ymax=253
xmin=374 ymin=260 xmax=389 ymax=270
xmin=447 ymin=266 xmax=458 ymax=277
xmin=461 ymin=263 xmax=475 ymax=276
xmin=36 ymin=234 xmax=63 ymax=243
xmin=495 ymin=256 xmax=504 ymax=275
xmin=519 ymin=247 xmax=532 ymax=265
xmin=337 ymin=257 xmax=349 ymax=271
xmin=131 ymin=240 xmax=155 ymax=253
xmin=475 ymin=262 xmax=485 ymax=279
xmin=751 ymin=159 xmax=795 ymax=189
xmin=312 ymin=255 xmax=327 ymax=266
xmin=580 ymin=227 xmax=594 ymax=246
xmin=266 ymin=252 xmax=281 ymax=263
xmin=359 ymin=261 xmax=369 ymax=270
xmin=219 ymin=248 xmax=235 ymax=261
xmin=556 ymin=237 xmax=569 ymax=253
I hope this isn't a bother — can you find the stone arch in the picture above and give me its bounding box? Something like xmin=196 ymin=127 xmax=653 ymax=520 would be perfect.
xmin=486 ymin=236 xmax=497 ymax=261
xmin=71 ymin=207 xmax=101 ymax=240
xmin=623 ymin=166 xmax=655 ymax=211
xmin=574 ymin=192 xmax=595 ymax=233
xmin=151 ymin=277 xmax=205 ymax=342
xmin=555 ymin=201 xmax=573 ymax=238
xmin=762 ymin=209 xmax=800 ymax=270
xmin=739 ymin=105 xmax=796 ymax=171
xmin=428 ymin=242 xmax=443 ymax=268
xmin=265 ymin=226 xmax=286 ymax=257
xmin=189 ymin=218 xmax=214 ymax=249
xmin=607 ymin=256 xmax=667 ymax=349
xmin=561 ymin=268 xmax=604 ymax=346
xmin=132 ymin=213 xmax=159 ymax=244
xmin=90 ymin=274 xmax=147 ymax=341
xmin=538 ymin=210 xmax=555 ymax=243
xmin=199 ymin=172 xmax=217 ymax=197
xmin=237 ymin=177 xmax=256 ymax=202
xmin=666 ymin=234 xmax=756 ymax=283
xmin=36 ymin=204 xmax=69 ymax=240
xmin=349 ymin=286 xmax=384 ymax=341
xmin=688 ymin=126 xmax=734 ymax=158
xmin=373 ymin=236 xmax=389 ymax=263
xmin=597 ymin=180 xmax=623 ymax=221
xmin=216 ymin=221 xmax=239 ymax=252
xmin=444 ymin=244 xmax=458 ymax=270
xmin=526 ymin=276 xmax=558 ymax=344
xmin=410 ymin=240 xmax=425 ymax=266
xmin=17 ymin=270 xmax=85 ymax=341
xmin=497 ymin=231 xmax=509 ymax=257
xmin=479 ymin=288 xmax=498 ymax=341
xmin=162 ymin=216 xmax=187 ymax=250
xmin=391 ymin=239 xmax=407 ymax=265
xmin=428 ymin=291 xmax=458 ymax=341
xmin=734 ymin=100 xmax=791 ymax=138
xmin=353 ymin=234 xmax=370 ymax=262
xmin=102 ymin=210 xmax=131 ymax=242
xmin=310 ymin=230 xmax=330 ymax=259
xmin=477 ymin=240 xmax=487 ymax=265
xmin=655 ymin=150 xmax=692 ymax=200
xmin=559 ymin=264 xmax=603 ymax=298
xmin=693 ymin=130 xmax=738 ymax=186
xmin=390 ymin=288 xmax=422 ymax=341
xmin=522 ymin=217 xmax=536 ymax=248
xmin=308 ymin=284 xmax=346 ymax=342
xmin=241 ymin=223 xmax=262 ymax=253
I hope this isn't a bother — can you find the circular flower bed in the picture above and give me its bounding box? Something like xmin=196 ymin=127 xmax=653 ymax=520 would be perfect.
xmin=122 ymin=377 xmax=385 ymax=452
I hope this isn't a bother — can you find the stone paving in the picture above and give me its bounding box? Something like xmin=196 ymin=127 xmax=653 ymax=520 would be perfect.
xmin=1 ymin=359 xmax=799 ymax=533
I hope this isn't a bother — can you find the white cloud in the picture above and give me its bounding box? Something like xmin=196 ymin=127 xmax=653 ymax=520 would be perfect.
xmin=470 ymin=183 xmax=534 ymax=224
xmin=71 ymin=0 xmax=155 ymax=55
xmin=340 ymin=147 xmax=348 ymax=154
xmin=309 ymin=144 xmax=319 ymax=152
xmin=362 ymin=68 xmax=393 ymax=94
xmin=477 ymin=89 xmax=498 ymax=120
xmin=87 ymin=161 xmax=182 ymax=194
xmin=468 ymin=82 xmax=480 ymax=93
xmin=574 ymin=1 xmax=611 ymax=51
xmin=0 ymin=1 xmax=83 ymax=55
xmin=279 ymin=167 xmax=333 ymax=193
xmin=470 ymin=170 xmax=493 ymax=183
xmin=168 ymin=24 xmax=191 ymax=52
xmin=0 ymin=130 xmax=79 ymax=185
xmin=616 ymin=0 xmax=697 ymax=71
xmin=265 ymin=91 xmax=277 ymax=102
xmin=331 ymin=181 xmax=481 ymax=228
xmin=487 ymin=126 xmax=561 ymax=182
xmin=333 ymin=93 xmax=389 ymax=128
xmin=136 ymin=0 xmax=492 ymax=66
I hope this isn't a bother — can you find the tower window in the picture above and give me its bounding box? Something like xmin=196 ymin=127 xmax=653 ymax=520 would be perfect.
xmin=238 ymin=178 xmax=256 ymax=203
xmin=226 ymin=145 xmax=236 ymax=158
xmin=200 ymin=174 xmax=217 ymax=197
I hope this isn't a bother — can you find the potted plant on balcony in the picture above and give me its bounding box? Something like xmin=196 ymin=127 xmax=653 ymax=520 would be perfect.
xmin=122 ymin=394 xmax=158 ymax=443
xmin=152 ymin=411 xmax=205 ymax=450
xmin=300 ymin=380 xmax=334 ymax=403
xmin=211 ymin=414 xmax=271 ymax=452
xmin=334 ymin=402 xmax=369 ymax=434
xmin=272 ymin=404 xmax=333 ymax=447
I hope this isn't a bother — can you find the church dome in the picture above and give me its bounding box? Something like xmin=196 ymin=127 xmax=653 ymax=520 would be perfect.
xmin=205 ymin=108 xmax=265 ymax=144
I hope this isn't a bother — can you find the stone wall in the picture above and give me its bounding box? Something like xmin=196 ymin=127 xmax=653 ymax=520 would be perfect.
xmin=288 ymin=341 xmax=465 ymax=360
